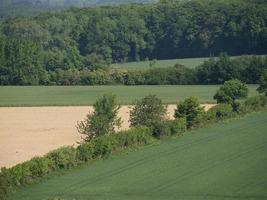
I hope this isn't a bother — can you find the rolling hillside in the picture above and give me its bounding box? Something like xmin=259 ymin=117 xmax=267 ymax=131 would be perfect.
xmin=9 ymin=111 xmax=267 ymax=200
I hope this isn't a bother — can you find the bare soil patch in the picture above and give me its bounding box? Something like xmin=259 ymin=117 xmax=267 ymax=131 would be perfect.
xmin=0 ymin=104 xmax=215 ymax=168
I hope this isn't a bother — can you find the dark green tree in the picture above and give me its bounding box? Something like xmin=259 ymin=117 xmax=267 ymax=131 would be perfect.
xmin=130 ymin=94 xmax=166 ymax=127
xmin=0 ymin=38 xmax=42 ymax=85
xmin=214 ymin=79 xmax=248 ymax=109
xmin=174 ymin=97 xmax=204 ymax=128
xmin=77 ymin=94 xmax=121 ymax=142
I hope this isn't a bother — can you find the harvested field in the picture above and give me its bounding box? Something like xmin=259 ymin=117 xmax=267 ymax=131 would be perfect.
xmin=0 ymin=104 xmax=214 ymax=168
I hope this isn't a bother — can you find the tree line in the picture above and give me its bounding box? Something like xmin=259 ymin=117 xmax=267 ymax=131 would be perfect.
xmin=0 ymin=48 xmax=266 ymax=85
xmin=0 ymin=0 xmax=267 ymax=85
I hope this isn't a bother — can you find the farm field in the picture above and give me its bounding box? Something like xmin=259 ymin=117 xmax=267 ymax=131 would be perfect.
xmin=0 ymin=85 xmax=258 ymax=106
xmin=9 ymin=111 xmax=267 ymax=200
xmin=0 ymin=104 xmax=214 ymax=168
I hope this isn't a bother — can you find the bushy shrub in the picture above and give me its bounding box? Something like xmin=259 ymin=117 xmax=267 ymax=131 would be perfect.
xmin=0 ymin=156 xmax=52 ymax=196
xmin=91 ymin=136 xmax=114 ymax=158
xmin=174 ymin=97 xmax=204 ymax=128
xmin=47 ymin=146 xmax=77 ymax=170
xmin=114 ymin=126 xmax=152 ymax=148
xmin=0 ymin=168 xmax=12 ymax=199
xmin=124 ymin=71 xmax=145 ymax=85
xmin=205 ymin=104 xmax=234 ymax=122
xmin=9 ymin=157 xmax=52 ymax=185
xmin=8 ymin=164 xmax=31 ymax=186
xmin=170 ymin=118 xmax=187 ymax=135
xmin=130 ymin=94 xmax=167 ymax=127
xmin=76 ymin=143 xmax=95 ymax=162
xmin=152 ymin=120 xmax=172 ymax=138
xmin=26 ymin=157 xmax=52 ymax=178
xmin=152 ymin=118 xmax=187 ymax=138
xmin=244 ymin=95 xmax=267 ymax=111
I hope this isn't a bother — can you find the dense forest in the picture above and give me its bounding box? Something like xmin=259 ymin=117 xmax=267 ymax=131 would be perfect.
xmin=0 ymin=0 xmax=267 ymax=85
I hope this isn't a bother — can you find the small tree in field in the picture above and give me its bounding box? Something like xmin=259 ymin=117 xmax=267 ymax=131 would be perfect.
xmin=257 ymin=70 xmax=267 ymax=96
xmin=130 ymin=94 xmax=166 ymax=127
xmin=77 ymin=94 xmax=121 ymax=142
xmin=214 ymin=79 xmax=248 ymax=109
xmin=174 ymin=97 xmax=204 ymax=128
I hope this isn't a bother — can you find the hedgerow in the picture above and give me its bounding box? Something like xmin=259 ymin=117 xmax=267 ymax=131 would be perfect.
xmin=0 ymin=126 xmax=154 ymax=199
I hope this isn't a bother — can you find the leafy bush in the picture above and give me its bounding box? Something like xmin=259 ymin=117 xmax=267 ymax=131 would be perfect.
xmin=174 ymin=97 xmax=204 ymax=128
xmin=152 ymin=118 xmax=187 ymax=138
xmin=170 ymin=118 xmax=187 ymax=135
xmin=113 ymin=126 xmax=153 ymax=148
xmin=26 ymin=157 xmax=52 ymax=178
xmin=0 ymin=168 xmax=11 ymax=199
xmin=152 ymin=120 xmax=172 ymax=138
xmin=91 ymin=136 xmax=114 ymax=158
xmin=244 ymin=96 xmax=267 ymax=111
xmin=47 ymin=146 xmax=78 ymax=170
xmin=76 ymin=143 xmax=95 ymax=162
xmin=130 ymin=94 xmax=167 ymax=127
xmin=205 ymin=104 xmax=234 ymax=122
xmin=124 ymin=71 xmax=145 ymax=85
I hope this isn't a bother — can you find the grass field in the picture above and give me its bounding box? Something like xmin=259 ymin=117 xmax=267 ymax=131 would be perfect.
xmin=111 ymin=57 xmax=212 ymax=71
xmin=9 ymin=111 xmax=267 ymax=200
xmin=0 ymin=85 xmax=258 ymax=106
xmin=111 ymin=55 xmax=266 ymax=71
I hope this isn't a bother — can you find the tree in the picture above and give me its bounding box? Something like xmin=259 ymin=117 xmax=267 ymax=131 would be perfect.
xmin=0 ymin=38 xmax=42 ymax=85
xmin=174 ymin=97 xmax=204 ymax=128
xmin=130 ymin=94 xmax=166 ymax=127
xmin=82 ymin=53 xmax=108 ymax=71
xmin=257 ymin=70 xmax=267 ymax=96
xmin=214 ymin=79 xmax=248 ymax=109
xmin=77 ymin=94 xmax=121 ymax=142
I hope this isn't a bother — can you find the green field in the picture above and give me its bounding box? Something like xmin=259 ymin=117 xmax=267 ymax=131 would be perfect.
xmin=111 ymin=55 xmax=266 ymax=71
xmin=0 ymin=85 xmax=258 ymax=106
xmin=9 ymin=111 xmax=267 ymax=200
xmin=111 ymin=57 xmax=212 ymax=71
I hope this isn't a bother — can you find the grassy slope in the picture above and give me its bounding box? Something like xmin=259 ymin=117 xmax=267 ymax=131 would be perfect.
xmin=111 ymin=57 xmax=211 ymax=71
xmin=0 ymin=85 xmax=258 ymax=106
xmin=111 ymin=55 xmax=267 ymax=71
xmin=9 ymin=111 xmax=267 ymax=200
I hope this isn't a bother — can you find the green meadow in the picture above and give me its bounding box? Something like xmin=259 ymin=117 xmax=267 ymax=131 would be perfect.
xmin=0 ymin=85 xmax=258 ymax=106
xmin=111 ymin=57 xmax=210 ymax=71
